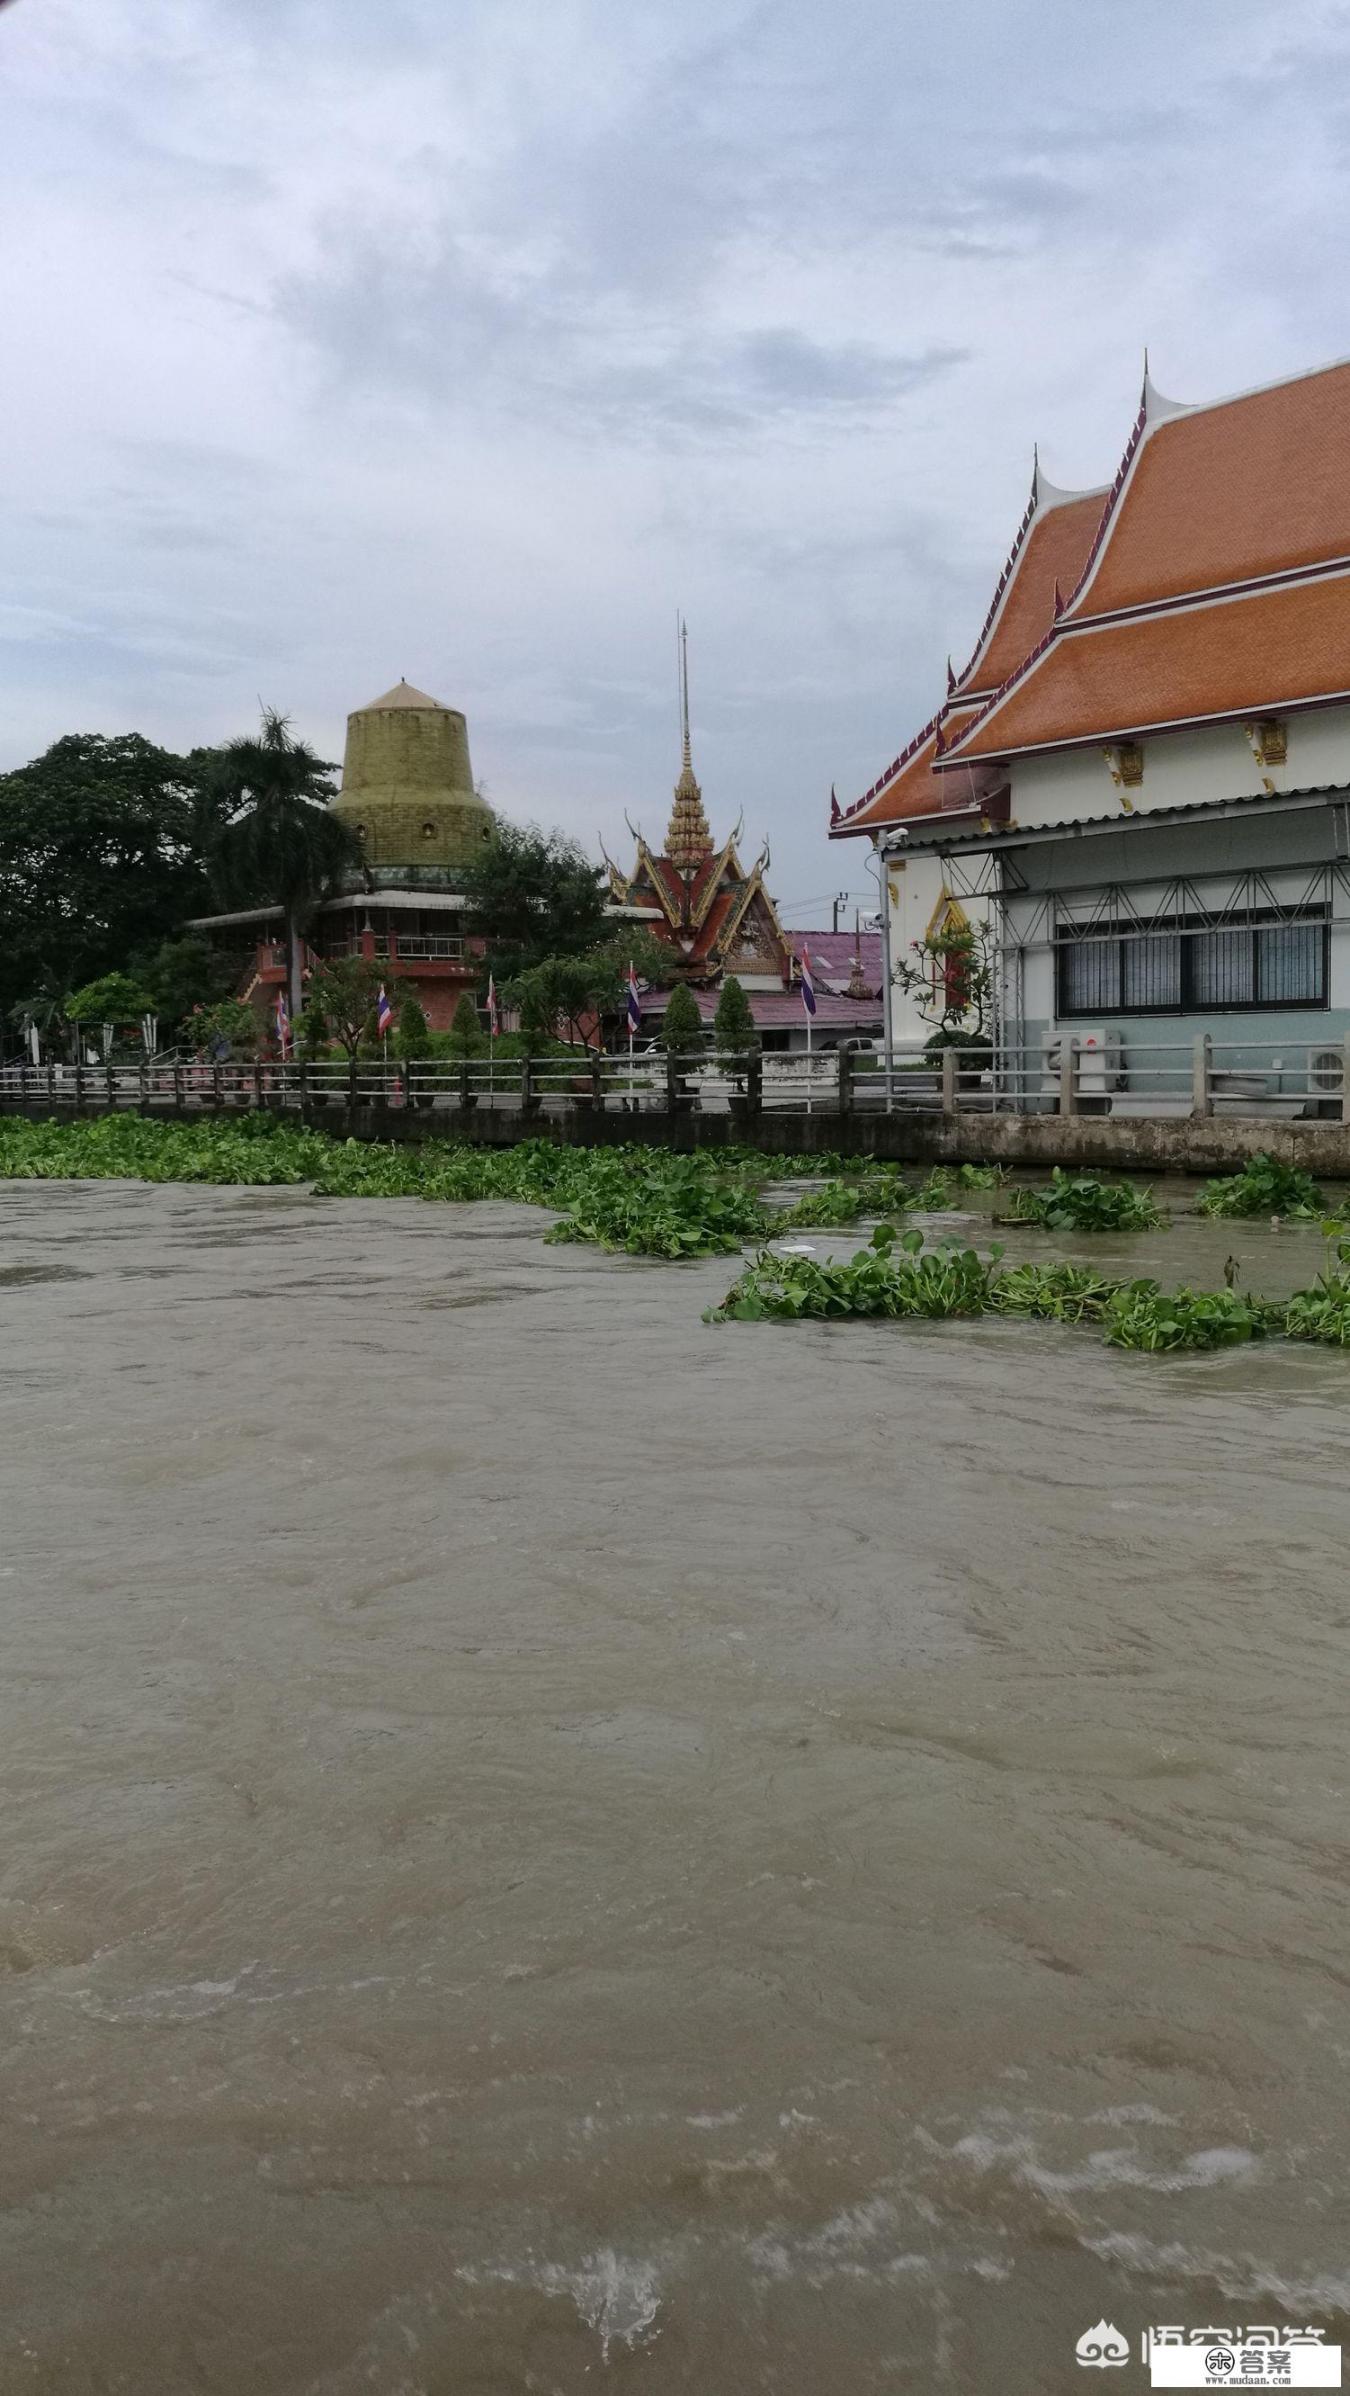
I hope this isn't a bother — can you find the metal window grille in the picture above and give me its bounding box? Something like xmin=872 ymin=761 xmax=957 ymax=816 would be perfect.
xmin=1258 ymin=920 xmax=1322 ymax=1003
xmin=1120 ymin=933 xmax=1182 ymax=1011
xmin=1057 ymin=908 xmax=1328 ymax=1017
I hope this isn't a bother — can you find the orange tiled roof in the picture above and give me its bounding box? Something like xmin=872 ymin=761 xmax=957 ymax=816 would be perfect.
xmin=1071 ymin=360 xmax=1350 ymax=618
xmin=949 ymin=568 xmax=1350 ymax=759
xmin=836 ymin=479 xmax=1104 ymax=837
xmin=964 ymin=489 xmax=1106 ymax=692
xmin=839 ymin=708 xmax=986 ymax=831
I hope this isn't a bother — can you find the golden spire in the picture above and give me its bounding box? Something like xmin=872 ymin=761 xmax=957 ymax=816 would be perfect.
xmin=665 ymin=616 xmax=713 ymax=869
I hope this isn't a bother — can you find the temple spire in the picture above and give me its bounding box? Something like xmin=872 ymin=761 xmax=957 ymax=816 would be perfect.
xmin=665 ymin=615 xmax=713 ymax=869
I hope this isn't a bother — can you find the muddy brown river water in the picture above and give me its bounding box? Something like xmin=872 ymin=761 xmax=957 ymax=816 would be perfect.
xmin=1 ymin=1176 xmax=1349 ymax=2394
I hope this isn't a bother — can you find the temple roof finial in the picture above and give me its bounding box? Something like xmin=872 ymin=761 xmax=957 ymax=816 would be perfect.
xmin=665 ymin=615 xmax=713 ymax=869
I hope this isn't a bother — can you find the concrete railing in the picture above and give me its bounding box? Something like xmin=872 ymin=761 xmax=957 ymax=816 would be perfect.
xmin=3 ymin=1035 xmax=1349 ymax=1123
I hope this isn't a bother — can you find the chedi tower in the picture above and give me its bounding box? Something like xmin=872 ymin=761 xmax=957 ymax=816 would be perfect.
xmin=333 ymin=680 xmax=495 ymax=873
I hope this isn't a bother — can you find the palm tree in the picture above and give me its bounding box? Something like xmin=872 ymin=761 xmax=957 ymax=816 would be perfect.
xmin=202 ymin=710 xmax=358 ymax=1020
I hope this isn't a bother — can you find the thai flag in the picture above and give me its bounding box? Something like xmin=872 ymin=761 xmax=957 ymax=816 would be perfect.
xmin=376 ymin=985 xmax=393 ymax=1037
xmin=275 ymin=989 xmax=291 ymax=1054
xmin=626 ymin=961 xmax=642 ymax=1037
xmin=487 ymin=974 xmax=500 ymax=1039
xmin=798 ymin=946 xmax=817 ymax=1017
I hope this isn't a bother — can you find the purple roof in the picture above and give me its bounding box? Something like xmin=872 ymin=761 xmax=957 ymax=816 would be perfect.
xmin=785 ymin=929 xmax=882 ymax=984
xmin=640 ymin=986 xmax=882 ymax=1032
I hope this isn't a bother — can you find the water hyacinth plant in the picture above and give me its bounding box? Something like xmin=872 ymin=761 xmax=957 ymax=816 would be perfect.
xmin=1004 ymin=1169 xmax=1163 ymax=1231
xmin=706 ymin=1224 xmax=1000 ymax=1321
xmin=987 ymin=1262 xmax=1124 ymax=1322
xmin=1283 ymin=1241 xmax=1350 ymax=1344
xmin=1102 ymin=1281 xmax=1270 ymax=1351
xmin=772 ymin=1171 xmax=915 ymax=1229
xmin=1197 ymin=1153 xmax=1323 ymax=1219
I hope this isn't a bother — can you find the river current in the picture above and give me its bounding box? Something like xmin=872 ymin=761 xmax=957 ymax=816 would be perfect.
xmin=1 ymin=1176 xmax=1348 ymax=2393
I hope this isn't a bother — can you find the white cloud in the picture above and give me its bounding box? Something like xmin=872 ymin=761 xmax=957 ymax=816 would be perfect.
xmin=5 ymin=0 xmax=1350 ymax=910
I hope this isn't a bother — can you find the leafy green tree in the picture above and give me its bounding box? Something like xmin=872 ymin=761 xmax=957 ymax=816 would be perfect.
xmin=893 ymin=918 xmax=995 ymax=1042
xmin=393 ymin=995 xmax=431 ymax=1061
xmin=295 ymin=996 xmax=330 ymax=1061
xmin=460 ymin=823 xmax=608 ymax=979
xmin=444 ymin=993 xmax=487 ymax=1059
xmin=658 ymin=983 xmax=703 ymax=1052
xmin=502 ymin=930 xmax=672 ymax=1049
xmin=65 ymin=970 xmax=152 ymax=1029
xmin=712 ymin=975 xmax=758 ymax=1066
xmin=131 ymin=935 xmax=240 ymax=1038
xmin=504 ymin=956 xmax=596 ymax=1047
xmin=6 ymin=977 xmax=68 ymax=1055
xmin=304 ymin=955 xmax=401 ymax=1058
xmin=189 ymin=998 xmax=259 ymax=1058
xmin=201 ymin=710 xmax=356 ymax=1021
xmin=0 ymin=733 xmax=207 ymax=1029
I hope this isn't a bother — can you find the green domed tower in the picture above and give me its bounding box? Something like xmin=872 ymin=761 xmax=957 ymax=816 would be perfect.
xmin=333 ymin=680 xmax=495 ymax=873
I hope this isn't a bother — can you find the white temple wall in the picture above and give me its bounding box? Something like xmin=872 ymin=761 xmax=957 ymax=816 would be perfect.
xmin=1007 ymin=704 xmax=1350 ymax=831
xmin=885 ymin=848 xmax=991 ymax=1046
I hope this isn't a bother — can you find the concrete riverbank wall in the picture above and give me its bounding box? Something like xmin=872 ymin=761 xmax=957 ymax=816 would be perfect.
xmin=9 ymin=1093 xmax=1350 ymax=1177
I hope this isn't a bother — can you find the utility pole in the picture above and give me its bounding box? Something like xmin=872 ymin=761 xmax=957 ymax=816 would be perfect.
xmin=831 ymin=889 xmax=850 ymax=934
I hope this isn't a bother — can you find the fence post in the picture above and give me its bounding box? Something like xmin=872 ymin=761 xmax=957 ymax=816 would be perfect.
xmin=212 ymin=1060 xmax=223 ymax=1111
xmin=665 ymin=1046 xmax=679 ymax=1114
xmin=74 ymin=1053 xmax=85 ymax=1114
xmin=105 ymin=1055 xmax=115 ymax=1112
xmin=1059 ymin=1037 xmax=1078 ymax=1117
xmin=253 ymin=1057 xmax=263 ymax=1112
xmin=173 ymin=1059 xmax=184 ymax=1115
xmin=138 ymin=1057 xmax=149 ymax=1114
xmin=520 ymin=1055 xmax=538 ymax=1118
xmin=746 ymin=1050 xmax=762 ymax=1119
xmin=591 ymin=1049 xmax=605 ymax=1112
xmin=1191 ymin=1032 xmax=1213 ymax=1119
xmin=837 ymin=1046 xmax=853 ymax=1115
xmin=941 ymin=1046 xmax=957 ymax=1118
xmin=48 ymin=1059 xmax=56 ymax=1112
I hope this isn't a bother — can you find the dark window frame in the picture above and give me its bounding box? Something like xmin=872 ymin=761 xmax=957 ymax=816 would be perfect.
xmin=1055 ymin=907 xmax=1329 ymax=1019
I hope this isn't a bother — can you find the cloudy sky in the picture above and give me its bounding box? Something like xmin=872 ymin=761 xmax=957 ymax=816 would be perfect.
xmin=6 ymin=0 xmax=1350 ymax=918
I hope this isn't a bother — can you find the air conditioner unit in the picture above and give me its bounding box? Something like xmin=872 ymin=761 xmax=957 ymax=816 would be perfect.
xmin=1309 ymin=1046 xmax=1344 ymax=1092
xmin=1042 ymin=1029 xmax=1124 ymax=1093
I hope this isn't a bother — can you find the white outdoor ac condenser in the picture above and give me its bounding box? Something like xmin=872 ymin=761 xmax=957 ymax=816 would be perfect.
xmin=1041 ymin=1030 xmax=1125 ymax=1095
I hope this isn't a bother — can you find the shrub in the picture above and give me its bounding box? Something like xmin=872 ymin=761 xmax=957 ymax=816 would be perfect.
xmin=295 ymin=997 xmax=330 ymax=1062
xmin=394 ymin=996 xmax=431 ymax=1061
xmin=189 ymin=997 xmax=259 ymax=1058
xmin=658 ymin=984 xmax=703 ymax=1053
xmin=444 ymin=993 xmax=487 ymax=1060
xmin=712 ymin=975 xmax=758 ymax=1067
xmin=1197 ymin=1153 xmax=1323 ymax=1219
